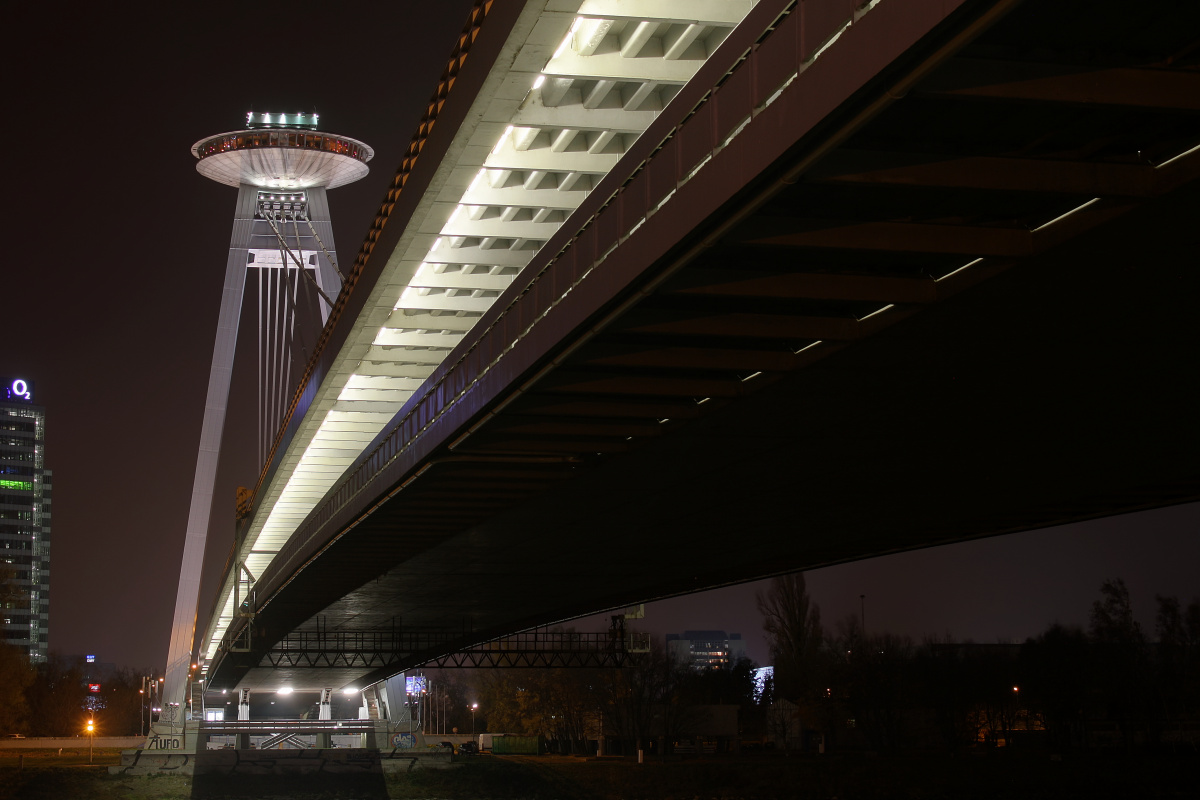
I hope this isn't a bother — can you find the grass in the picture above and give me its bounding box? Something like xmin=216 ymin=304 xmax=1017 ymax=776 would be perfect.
xmin=0 ymin=748 xmax=1196 ymax=799
xmin=0 ymin=745 xmax=123 ymax=769
xmin=388 ymin=751 xmax=1200 ymax=800
xmin=0 ymin=748 xmax=191 ymax=800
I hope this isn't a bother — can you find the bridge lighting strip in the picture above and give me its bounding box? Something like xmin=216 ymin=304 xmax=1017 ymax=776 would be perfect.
xmin=334 ymin=0 xmax=874 ymax=482
xmin=1031 ymin=197 xmax=1101 ymax=232
xmin=858 ymin=304 xmax=894 ymax=322
xmin=1154 ymin=141 xmax=1200 ymax=170
xmin=937 ymin=257 xmax=984 ymax=283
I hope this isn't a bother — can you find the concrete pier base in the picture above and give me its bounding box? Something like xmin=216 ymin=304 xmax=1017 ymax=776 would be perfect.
xmin=108 ymin=749 xmax=196 ymax=776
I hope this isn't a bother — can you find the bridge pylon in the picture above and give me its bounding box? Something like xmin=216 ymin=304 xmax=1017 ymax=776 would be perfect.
xmin=151 ymin=112 xmax=373 ymax=748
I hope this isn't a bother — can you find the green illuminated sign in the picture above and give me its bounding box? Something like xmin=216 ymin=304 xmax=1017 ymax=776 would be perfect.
xmin=0 ymin=479 xmax=31 ymax=491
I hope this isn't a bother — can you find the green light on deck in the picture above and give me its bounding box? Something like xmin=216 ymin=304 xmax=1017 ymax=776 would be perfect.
xmin=245 ymin=111 xmax=320 ymax=130
xmin=0 ymin=479 xmax=31 ymax=491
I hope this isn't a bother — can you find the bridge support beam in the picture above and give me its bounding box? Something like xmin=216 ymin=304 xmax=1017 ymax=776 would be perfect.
xmin=236 ymin=688 xmax=251 ymax=748
xmin=165 ymin=180 xmax=346 ymax=715
xmin=318 ymin=687 xmax=333 ymax=720
xmin=160 ymin=184 xmax=258 ymax=722
xmin=190 ymin=720 xmax=208 ymax=753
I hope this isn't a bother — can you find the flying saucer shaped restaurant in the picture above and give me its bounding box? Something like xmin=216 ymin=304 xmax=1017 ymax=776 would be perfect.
xmin=192 ymin=112 xmax=373 ymax=190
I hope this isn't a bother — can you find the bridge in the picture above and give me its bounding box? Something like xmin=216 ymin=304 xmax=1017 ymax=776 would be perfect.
xmin=163 ymin=0 xmax=1198 ymax=732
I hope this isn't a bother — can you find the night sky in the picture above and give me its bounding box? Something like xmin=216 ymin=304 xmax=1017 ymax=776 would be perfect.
xmin=5 ymin=2 xmax=1197 ymax=673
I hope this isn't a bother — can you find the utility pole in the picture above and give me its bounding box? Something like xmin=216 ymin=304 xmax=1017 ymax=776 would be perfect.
xmin=860 ymin=594 xmax=866 ymax=633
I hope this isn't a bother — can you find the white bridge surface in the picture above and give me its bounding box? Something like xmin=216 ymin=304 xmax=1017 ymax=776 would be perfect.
xmin=198 ymin=0 xmax=758 ymax=676
xmin=174 ymin=0 xmax=1200 ymax=719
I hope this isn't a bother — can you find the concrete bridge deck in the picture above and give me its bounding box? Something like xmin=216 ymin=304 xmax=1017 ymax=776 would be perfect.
xmin=192 ymin=0 xmax=1199 ymax=699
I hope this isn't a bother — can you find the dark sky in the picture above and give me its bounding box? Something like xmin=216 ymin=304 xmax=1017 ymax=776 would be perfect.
xmin=5 ymin=1 xmax=1197 ymax=672
xmin=626 ymin=502 xmax=1200 ymax=666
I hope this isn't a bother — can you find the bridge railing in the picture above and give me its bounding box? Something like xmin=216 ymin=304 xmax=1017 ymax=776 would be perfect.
xmin=201 ymin=720 xmax=375 ymax=733
xmin=237 ymin=0 xmax=496 ymax=527
xmin=249 ymin=0 xmax=911 ymax=618
xmin=204 ymin=0 xmax=501 ymax=659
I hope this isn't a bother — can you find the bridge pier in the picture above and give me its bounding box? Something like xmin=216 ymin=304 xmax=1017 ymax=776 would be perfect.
xmin=191 ymin=721 xmax=208 ymax=753
xmin=318 ymin=687 xmax=333 ymax=720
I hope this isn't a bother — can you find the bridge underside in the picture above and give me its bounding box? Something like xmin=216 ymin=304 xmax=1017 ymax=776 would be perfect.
xmin=206 ymin=0 xmax=1200 ymax=694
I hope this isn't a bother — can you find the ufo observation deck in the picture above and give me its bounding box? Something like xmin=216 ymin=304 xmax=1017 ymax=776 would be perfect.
xmin=192 ymin=123 xmax=373 ymax=190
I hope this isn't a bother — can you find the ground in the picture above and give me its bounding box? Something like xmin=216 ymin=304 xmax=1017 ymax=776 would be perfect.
xmin=1 ymin=748 xmax=1196 ymax=799
xmin=0 ymin=748 xmax=190 ymax=800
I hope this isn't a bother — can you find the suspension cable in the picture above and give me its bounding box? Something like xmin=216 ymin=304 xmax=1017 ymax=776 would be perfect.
xmin=261 ymin=212 xmax=336 ymax=311
xmin=301 ymin=212 xmax=346 ymax=285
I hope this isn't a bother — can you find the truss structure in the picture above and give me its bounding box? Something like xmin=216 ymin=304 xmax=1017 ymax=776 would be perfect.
xmin=261 ymin=628 xmax=651 ymax=670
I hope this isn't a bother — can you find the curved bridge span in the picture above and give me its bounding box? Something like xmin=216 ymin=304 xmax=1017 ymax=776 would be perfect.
xmin=179 ymin=0 xmax=1198 ymax=702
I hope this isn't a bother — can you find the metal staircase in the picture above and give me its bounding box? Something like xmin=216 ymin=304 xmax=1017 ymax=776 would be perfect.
xmin=257 ymin=731 xmax=310 ymax=749
xmin=189 ymin=681 xmax=204 ymax=720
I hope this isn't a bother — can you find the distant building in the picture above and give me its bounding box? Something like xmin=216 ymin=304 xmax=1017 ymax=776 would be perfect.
xmin=753 ymin=665 xmax=773 ymax=702
xmin=80 ymin=654 xmax=119 ymax=683
xmin=0 ymin=376 xmax=51 ymax=663
xmin=666 ymin=630 xmax=746 ymax=670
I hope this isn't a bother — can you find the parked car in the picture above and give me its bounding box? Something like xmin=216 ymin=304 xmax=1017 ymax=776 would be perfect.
xmin=436 ymin=741 xmax=455 ymax=754
xmin=458 ymin=741 xmax=478 ymax=755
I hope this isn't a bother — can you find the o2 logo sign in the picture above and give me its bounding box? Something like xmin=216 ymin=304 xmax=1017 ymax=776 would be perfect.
xmin=3 ymin=378 xmax=33 ymax=403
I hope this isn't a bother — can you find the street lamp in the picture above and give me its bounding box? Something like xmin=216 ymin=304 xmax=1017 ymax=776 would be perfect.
xmin=470 ymin=703 xmax=479 ymax=737
xmin=86 ymin=718 xmax=95 ymax=763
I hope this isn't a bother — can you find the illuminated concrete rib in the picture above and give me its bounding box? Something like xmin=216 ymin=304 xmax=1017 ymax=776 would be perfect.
xmin=198 ymin=0 xmax=756 ymax=671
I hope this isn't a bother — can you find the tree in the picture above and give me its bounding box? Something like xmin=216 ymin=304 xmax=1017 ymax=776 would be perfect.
xmin=756 ymin=573 xmax=824 ymax=705
xmin=0 ymin=643 xmax=33 ymax=734
xmin=26 ymin=654 xmax=88 ymax=736
xmin=474 ymin=669 xmax=545 ymax=736
xmin=831 ymin=626 xmax=916 ymax=752
xmin=757 ymin=574 xmax=830 ymax=753
xmin=1088 ymin=579 xmax=1152 ymax=749
xmin=100 ymin=668 xmax=151 ymax=735
xmin=596 ymin=640 xmax=694 ymax=755
xmin=678 ymin=657 xmax=757 ymax=707
xmin=919 ymin=636 xmax=987 ymax=751
xmin=541 ymin=669 xmax=601 ymax=754
xmin=1153 ymin=594 xmax=1200 ymax=736
xmin=1019 ymin=624 xmax=1091 ymax=751
xmin=1090 ymin=578 xmax=1143 ymax=645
